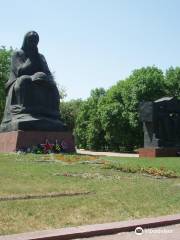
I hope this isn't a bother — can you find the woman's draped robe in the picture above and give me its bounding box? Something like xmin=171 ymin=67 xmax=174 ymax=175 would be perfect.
xmin=0 ymin=50 xmax=66 ymax=132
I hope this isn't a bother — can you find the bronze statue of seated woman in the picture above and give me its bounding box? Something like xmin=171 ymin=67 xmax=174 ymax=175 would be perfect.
xmin=0 ymin=31 xmax=67 ymax=132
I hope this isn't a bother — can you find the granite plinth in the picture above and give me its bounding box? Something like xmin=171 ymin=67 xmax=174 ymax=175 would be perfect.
xmin=139 ymin=147 xmax=180 ymax=157
xmin=0 ymin=131 xmax=75 ymax=152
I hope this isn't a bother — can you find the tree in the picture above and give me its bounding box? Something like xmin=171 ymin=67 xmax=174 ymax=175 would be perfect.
xmin=164 ymin=67 xmax=180 ymax=97
xmin=75 ymin=88 xmax=106 ymax=150
xmin=98 ymin=83 xmax=128 ymax=151
xmin=75 ymin=66 xmax=166 ymax=152
xmin=58 ymin=85 xmax=67 ymax=100
xmin=60 ymin=99 xmax=83 ymax=131
xmin=118 ymin=66 xmax=166 ymax=150
xmin=0 ymin=47 xmax=12 ymax=121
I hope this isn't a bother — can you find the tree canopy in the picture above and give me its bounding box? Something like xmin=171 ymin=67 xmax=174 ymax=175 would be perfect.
xmin=75 ymin=66 xmax=170 ymax=151
xmin=0 ymin=47 xmax=12 ymax=121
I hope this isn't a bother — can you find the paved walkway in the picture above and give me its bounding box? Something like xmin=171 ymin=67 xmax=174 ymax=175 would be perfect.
xmin=76 ymin=149 xmax=139 ymax=157
xmin=78 ymin=224 xmax=180 ymax=240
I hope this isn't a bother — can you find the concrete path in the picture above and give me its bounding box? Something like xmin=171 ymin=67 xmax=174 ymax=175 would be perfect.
xmin=79 ymin=224 xmax=180 ymax=240
xmin=76 ymin=149 xmax=139 ymax=157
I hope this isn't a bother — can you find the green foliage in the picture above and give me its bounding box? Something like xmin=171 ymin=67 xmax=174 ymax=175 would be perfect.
xmin=58 ymin=85 xmax=67 ymax=100
xmin=75 ymin=88 xmax=106 ymax=150
xmin=75 ymin=66 xmax=167 ymax=151
xmin=98 ymin=84 xmax=128 ymax=151
xmin=118 ymin=66 xmax=166 ymax=150
xmin=0 ymin=47 xmax=12 ymax=121
xmin=60 ymin=99 xmax=83 ymax=130
xmin=164 ymin=67 xmax=180 ymax=97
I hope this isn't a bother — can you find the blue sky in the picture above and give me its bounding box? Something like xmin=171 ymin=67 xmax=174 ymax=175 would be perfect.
xmin=1 ymin=0 xmax=180 ymax=100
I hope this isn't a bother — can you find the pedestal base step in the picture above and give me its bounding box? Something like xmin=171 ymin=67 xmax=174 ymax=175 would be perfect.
xmin=139 ymin=147 xmax=180 ymax=157
xmin=0 ymin=131 xmax=75 ymax=152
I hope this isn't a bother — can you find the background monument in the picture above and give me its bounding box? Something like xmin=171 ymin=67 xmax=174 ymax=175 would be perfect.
xmin=139 ymin=97 xmax=180 ymax=157
xmin=0 ymin=31 xmax=75 ymax=152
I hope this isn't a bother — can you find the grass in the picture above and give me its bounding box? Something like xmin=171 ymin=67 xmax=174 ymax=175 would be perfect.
xmin=104 ymin=157 xmax=180 ymax=177
xmin=0 ymin=153 xmax=180 ymax=235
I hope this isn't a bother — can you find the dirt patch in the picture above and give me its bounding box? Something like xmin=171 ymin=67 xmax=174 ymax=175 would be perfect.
xmin=0 ymin=191 xmax=92 ymax=201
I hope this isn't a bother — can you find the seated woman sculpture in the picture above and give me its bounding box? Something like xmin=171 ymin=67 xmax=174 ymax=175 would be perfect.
xmin=0 ymin=31 xmax=66 ymax=132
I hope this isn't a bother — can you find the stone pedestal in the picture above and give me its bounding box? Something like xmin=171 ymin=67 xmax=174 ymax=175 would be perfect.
xmin=0 ymin=131 xmax=75 ymax=152
xmin=138 ymin=147 xmax=180 ymax=157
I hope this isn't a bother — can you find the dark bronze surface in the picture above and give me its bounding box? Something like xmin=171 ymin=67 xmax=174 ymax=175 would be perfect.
xmin=0 ymin=31 xmax=67 ymax=132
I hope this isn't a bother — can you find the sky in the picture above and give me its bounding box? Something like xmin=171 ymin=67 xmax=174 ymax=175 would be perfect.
xmin=1 ymin=0 xmax=180 ymax=100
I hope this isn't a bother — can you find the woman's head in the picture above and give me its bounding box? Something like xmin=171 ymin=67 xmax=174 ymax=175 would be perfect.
xmin=22 ymin=31 xmax=39 ymax=55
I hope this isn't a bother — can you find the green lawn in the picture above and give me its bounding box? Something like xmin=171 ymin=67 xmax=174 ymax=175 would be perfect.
xmin=0 ymin=153 xmax=180 ymax=235
xmin=104 ymin=156 xmax=180 ymax=177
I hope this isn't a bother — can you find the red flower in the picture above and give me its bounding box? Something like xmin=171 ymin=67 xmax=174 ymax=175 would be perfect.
xmin=41 ymin=139 xmax=54 ymax=153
